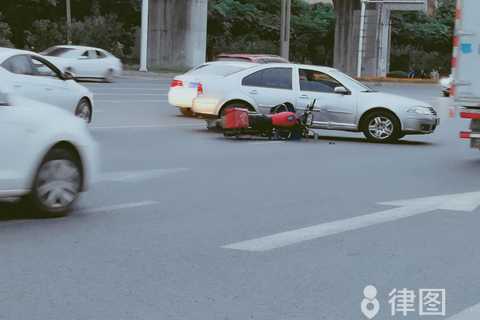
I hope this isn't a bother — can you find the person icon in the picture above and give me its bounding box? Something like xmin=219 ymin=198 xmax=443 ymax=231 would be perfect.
xmin=361 ymin=285 xmax=380 ymax=319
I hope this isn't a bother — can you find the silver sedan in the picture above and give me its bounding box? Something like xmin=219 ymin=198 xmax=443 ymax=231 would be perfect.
xmin=190 ymin=63 xmax=440 ymax=143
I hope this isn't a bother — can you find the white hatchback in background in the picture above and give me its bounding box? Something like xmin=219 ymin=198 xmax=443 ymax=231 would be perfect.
xmin=0 ymin=90 xmax=98 ymax=217
xmin=168 ymin=61 xmax=256 ymax=116
xmin=41 ymin=45 xmax=123 ymax=82
xmin=193 ymin=63 xmax=440 ymax=143
xmin=0 ymin=47 xmax=94 ymax=122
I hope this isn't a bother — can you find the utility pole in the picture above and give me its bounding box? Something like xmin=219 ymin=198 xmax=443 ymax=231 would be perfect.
xmin=139 ymin=0 xmax=149 ymax=72
xmin=66 ymin=0 xmax=72 ymax=44
xmin=280 ymin=0 xmax=291 ymax=60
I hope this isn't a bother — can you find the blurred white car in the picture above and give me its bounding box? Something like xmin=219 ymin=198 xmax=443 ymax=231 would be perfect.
xmin=439 ymin=74 xmax=453 ymax=97
xmin=168 ymin=61 xmax=256 ymax=116
xmin=192 ymin=63 xmax=439 ymax=143
xmin=0 ymin=47 xmax=94 ymax=122
xmin=0 ymin=90 xmax=98 ymax=216
xmin=41 ymin=45 xmax=123 ymax=82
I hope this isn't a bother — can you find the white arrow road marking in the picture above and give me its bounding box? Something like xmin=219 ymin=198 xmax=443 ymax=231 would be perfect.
xmin=80 ymin=201 xmax=159 ymax=214
xmin=99 ymin=168 xmax=189 ymax=183
xmin=223 ymin=191 xmax=480 ymax=252
xmin=447 ymin=302 xmax=480 ymax=320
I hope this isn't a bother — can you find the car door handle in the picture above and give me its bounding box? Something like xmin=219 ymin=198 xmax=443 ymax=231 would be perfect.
xmin=299 ymin=94 xmax=309 ymax=99
xmin=13 ymin=84 xmax=22 ymax=88
xmin=45 ymin=88 xmax=54 ymax=91
xmin=249 ymin=90 xmax=258 ymax=95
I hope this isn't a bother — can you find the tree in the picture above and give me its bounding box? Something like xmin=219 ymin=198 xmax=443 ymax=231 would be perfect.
xmin=0 ymin=14 xmax=13 ymax=47
xmin=207 ymin=0 xmax=335 ymax=64
xmin=391 ymin=0 xmax=455 ymax=74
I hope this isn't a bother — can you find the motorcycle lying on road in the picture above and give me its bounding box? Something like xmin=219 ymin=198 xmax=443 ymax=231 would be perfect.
xmin=207 ymin=100 xmax=317 ymax=140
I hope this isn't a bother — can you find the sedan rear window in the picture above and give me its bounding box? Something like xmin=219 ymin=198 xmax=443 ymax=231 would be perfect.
xmin=242 ymin=68 xmax=292 ymax=90
xmin=188 ymin=64 xmax=250 ymax=77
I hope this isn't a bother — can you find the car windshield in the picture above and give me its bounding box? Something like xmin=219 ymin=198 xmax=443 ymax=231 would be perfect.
xmin=332 ymin=70 xmax=377 ymax=92
xmin=42 ymin=47 xmax=77 ymax=58
xmin=188 ymin=63 xmax=251 ymax=77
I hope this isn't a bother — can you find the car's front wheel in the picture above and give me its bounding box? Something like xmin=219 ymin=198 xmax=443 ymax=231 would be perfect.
xmin=363 ymin=111 xmax=401 ymax=143
xmin=75 ymin=98 xmax=92 ymax=123
xmin=27 ymin=147 xmax=83 ymax=217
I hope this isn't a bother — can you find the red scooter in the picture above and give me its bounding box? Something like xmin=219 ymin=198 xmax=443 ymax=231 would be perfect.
xmin=209 ymin=100 xmax=316 ymax=140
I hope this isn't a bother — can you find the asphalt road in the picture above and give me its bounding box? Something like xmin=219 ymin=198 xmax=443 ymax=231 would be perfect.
xmin=1 ymin=75 xmax=480 ymax=320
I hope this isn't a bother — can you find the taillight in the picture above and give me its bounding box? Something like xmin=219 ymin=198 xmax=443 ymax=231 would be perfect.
xmin=170 ymin=79 xmax=183 ymax=88
xmin=197 ymin=83 xmax=204 ymax=95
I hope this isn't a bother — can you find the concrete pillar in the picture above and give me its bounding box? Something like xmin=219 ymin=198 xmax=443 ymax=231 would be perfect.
xmin=332 ymin=0 xmax=360 ymax=76
xmin=148 ymin=0 xmax=208 ymax=70
xmin=333 ymin=0 xmax=426 ymax=78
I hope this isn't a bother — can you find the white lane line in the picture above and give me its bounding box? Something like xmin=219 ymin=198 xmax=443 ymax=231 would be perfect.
xmin=94 ymin=93 xmax=167 ymax=96
xmin=224 ymin=191 xmax=480 ymax=252
xmin=447 ymin=303 xmax=480 ymax=320
xmin=90 ymin=124 xmax=202 ymax=130
xmin=222 ymin=205 xmax=432 ymax=252
xmin=95 ymin=100 xmax=167 ymax=103
xmin=98 ymin=168 xmax=190 ymax=183
xmin=80 ymin=201 xmax=159 ymax=214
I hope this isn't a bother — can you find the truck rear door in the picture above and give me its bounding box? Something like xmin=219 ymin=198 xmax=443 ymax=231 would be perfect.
xmin=455 ymin=0 xmax=480 ymax=101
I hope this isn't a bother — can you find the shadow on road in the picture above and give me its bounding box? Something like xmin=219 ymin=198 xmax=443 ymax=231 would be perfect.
xmin=190 ymin=128 xmax=434 ymax=146
xmin=0 ymin=201 xmax=57 ymax=221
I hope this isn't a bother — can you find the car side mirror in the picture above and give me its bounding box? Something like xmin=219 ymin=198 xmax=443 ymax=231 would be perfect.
xmin=334 ymin=86 xmax=350 ymax=95
xmin=63 ymin=71 xmax=75 ymax=80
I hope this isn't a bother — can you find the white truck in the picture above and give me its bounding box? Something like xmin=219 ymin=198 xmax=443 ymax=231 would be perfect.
xmin=455 ymin=0 xmax=480 ymax=149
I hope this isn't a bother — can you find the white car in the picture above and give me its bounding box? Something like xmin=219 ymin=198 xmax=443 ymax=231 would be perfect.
xmin=41 ymin=45 xmax=123 ymax=82
xmin=0 ymin=90 xmax=98 ymax=216
xmin=192 ymin=63 xmax=440 ymax=143
xmin=0 ymin=47 xmax=94 ymax=122
xmin=168 ymin=61 xmax=256 ymax=116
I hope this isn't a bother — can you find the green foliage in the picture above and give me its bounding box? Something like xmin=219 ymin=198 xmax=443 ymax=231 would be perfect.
xmin=391 ymin=0 xmax=455 ymax=74
xmin=70 ymin=15 xmax=129 ymax=57
xmin=25 ymin=19 xmax=65 ymax=51
xmin=208 ymin=0 xmax=335 ymax=65
xmin=0 ymin=14 xmax=13 ymax=47
xmin=23 ymin=14 xmax=134 ymax=58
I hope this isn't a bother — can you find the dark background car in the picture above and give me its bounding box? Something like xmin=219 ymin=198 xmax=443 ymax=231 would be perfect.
xmin=215 ymin=53 xmax=289 ymax=64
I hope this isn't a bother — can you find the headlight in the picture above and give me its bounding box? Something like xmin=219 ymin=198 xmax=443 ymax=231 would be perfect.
xmin=407 ymin=106 xmax=433 ymax=115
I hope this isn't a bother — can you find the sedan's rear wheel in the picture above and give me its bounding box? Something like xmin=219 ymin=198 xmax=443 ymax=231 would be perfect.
xmin=104 ymin=69 xmax=115 ymax=83
xmin=180 ymin=108 xmax=194 ymax=117
xmin=28 ymin=148 xmax=83 ymax=217
xmin=220 ymin=102 xmax=251 ymax=117
xmin=75 ymin=98 xmax=92 ymax=123
xmin=363 ymin=111 xmax=400 ymax=143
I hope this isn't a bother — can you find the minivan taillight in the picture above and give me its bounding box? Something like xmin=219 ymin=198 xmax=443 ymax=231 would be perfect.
xmin=197 ymin=83 xmax=204 ymax=95
xmin=170 ymin=79 xmax=183 ymax=88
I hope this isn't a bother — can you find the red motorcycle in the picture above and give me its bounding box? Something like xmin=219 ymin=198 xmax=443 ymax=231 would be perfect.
xmin=210 ymin=101 xmax=316 ymax=140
